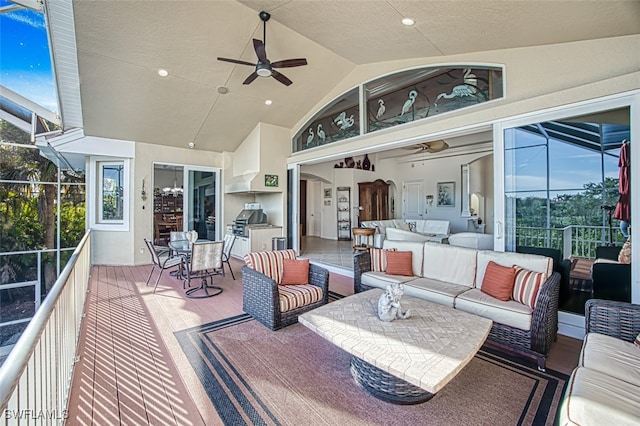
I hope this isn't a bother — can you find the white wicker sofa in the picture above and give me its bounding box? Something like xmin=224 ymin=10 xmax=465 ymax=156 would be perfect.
xmin=558 ymin=299 xmax=640 ymax=425
xmin=354 ymin=240 xmax=561 ymax=369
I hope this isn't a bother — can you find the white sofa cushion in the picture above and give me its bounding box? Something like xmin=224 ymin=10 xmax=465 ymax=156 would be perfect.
xmin=361 ymin=271 xmax=418 ymax=288
xmin=476 ymin=250 xmax=552 ymax=289
xmin=455 ymin=289 xmax=533 ymax=331
xmin=423 ymin=242 xmax=477 ymax=287
xmin=415 ymin=219 xmax=450 ymax=235
xmin=559 ymin=367 xmax=640 ymax=426
xmin=404 ymin=277 xmax=471 ymax=308
xmin=382 ymin=240 xmax=424 ymax=276
xmin=449 ymin=232 xmax=494 ymax=250
xmin=579 ymin=333 xmax=640 ymax=387
xmin=386 ymin=227 xmax=433 ymax=242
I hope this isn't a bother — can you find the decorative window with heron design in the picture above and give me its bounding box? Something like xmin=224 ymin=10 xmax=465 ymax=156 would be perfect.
xmin=292 ymin=65 xmax=503 ymax=153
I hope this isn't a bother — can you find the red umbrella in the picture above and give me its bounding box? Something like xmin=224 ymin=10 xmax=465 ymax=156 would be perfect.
xmin=613 ymin=140 xmax=630 ymax=223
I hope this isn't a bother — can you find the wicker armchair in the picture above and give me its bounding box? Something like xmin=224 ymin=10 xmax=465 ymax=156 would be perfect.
xmin=242 ymin=256 xmax=329 ymax=331
xmin=354 ymin=250 xmax=560 ymax=370
xmin=585 ymin=299 xmax=640 ymax=340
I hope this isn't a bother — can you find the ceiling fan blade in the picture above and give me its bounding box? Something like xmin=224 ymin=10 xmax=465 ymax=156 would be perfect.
xmin=217 ymin=57 xmax=256 ymax=67
xmin=243 ymin=72 xmax=259 ymax=85
xmin=253 ymin=39 xmax=268 ymax=64
xmin=271 ymin=70 xmax=292 ymax=86
xmin=271 ymin=58 xmax=308 ymax=68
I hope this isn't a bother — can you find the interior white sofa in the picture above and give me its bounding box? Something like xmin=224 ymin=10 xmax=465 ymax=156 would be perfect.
xmin=448 ymin=232 xmax=494 ymax=250
xmin=558 ymin=299 xmax=640 ymax=425
xmin=361 ymin=219 xmax=450 ymax=245
xmin=354 ymin=240 xmax=561 ymax=369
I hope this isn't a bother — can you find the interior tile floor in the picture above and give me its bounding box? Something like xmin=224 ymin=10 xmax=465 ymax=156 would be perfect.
xmin=300 ymin=236 xmax=354 ymax=269
xmin=65 ymin=257 xmax=582 ymax=425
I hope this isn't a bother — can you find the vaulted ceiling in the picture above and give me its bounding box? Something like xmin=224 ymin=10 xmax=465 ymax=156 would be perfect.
xmin=66 ymin=0 xmax=640 ymax=153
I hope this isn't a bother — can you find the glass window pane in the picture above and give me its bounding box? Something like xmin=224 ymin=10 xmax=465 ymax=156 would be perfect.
xmin=549 ymin=140 xmax=601 ymax=191
xmin=504 ymin=145 xmax=548 ymax=192
xmin=101 ymin=163 xmax=123 ymax=221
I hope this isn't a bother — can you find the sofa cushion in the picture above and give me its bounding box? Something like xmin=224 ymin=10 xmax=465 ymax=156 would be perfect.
xmin=579 ymin=333 xmax=640 ymax=387
xmin=449 ymin=232 xmax=494 ymax=250
xmin=476 ymin=250 xmax=552 ymax=290
xmin=385 ymin=250 xmax=414 ymax=276
xmin=278 ymin=284 xmax=323 ymax=313
xmin=386 ymin=227 xmax=433 ymax=242
xmin=415 ymin=219 xmax=450 ymax=235
xmin=280 ymin=258 xmax=309 ymax=285
xmin=382 ymin=240 xmax=424 ymax=276
xmin=512 ymin=267 xmax=546 ymax=308
xmin=244 ymin=249 xmax=297 ymax=284
xmin=480 ymin=261 xmax=516 ymax=301
xmin=423 ymin=242 xmax=477 ymax=287
xmin=361 ymin=271 xmax=418 ymax=288
xmin=369 ymin=247 xmax=396 ymax=272
xmin=559 ymin=367 xmax=640 ymax=426
xmin=455 ymin=289 xmax=533 ymax=331
xmin=404 ymin=277 xmax=471 ymax=308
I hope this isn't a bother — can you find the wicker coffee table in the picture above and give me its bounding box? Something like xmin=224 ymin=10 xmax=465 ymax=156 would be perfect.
xmin=299 ymin=289 xmax=492 ymax=404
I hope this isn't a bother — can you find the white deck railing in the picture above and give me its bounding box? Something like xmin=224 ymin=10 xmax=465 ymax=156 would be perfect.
xmin=0 ymin=230 xmax=91 ymax=424
xmin=514 ymin=225 xmax=626 ymax=258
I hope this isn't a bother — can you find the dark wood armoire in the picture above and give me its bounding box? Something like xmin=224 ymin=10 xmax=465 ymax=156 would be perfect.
xmin=358 ymin=179 xmax=389 ymax=225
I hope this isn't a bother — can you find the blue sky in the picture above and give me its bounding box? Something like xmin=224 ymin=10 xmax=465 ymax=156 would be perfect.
xmin=0 ymin=1 xmax=58 ymax=113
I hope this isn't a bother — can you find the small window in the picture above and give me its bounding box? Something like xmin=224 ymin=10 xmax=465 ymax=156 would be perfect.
xmin=90 ymin=158 xmax=129 ymax=231
xmin=99 ymin=162 xmax=124 ymax=222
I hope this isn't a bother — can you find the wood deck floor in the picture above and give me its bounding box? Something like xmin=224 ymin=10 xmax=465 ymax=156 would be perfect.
xmin=65 ymin=258 xmax=581 ymax=425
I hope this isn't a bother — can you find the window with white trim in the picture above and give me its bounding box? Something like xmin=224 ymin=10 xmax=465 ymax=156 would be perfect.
xmin=90 ymin=158 xmax=130 ymax=231
xmin=99 ymin=162 xmax=124 ymax=222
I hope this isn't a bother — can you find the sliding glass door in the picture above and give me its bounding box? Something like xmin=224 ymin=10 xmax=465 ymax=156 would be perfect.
xmin=185 ymin=168 xmax=219 ymax=240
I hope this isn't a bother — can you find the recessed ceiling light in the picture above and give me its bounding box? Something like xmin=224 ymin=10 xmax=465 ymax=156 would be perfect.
xmin=401 ymin=17 xmax=415 ymax=26
xmin=217 ymin=86 xmax=229 ymax=94
xmin=265 ymin=99 xmax=272 ymax=105
xmin=158 ymin=69 xmax=169 ymax=77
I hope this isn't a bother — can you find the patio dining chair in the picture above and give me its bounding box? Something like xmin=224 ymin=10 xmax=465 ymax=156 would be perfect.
xmin=183 ymin=240 xmax=224 ymax=298
xmin=222 ymin=233 xmax=236 ymax=280
xmin=144 ymin=238 xmax=184 ymax=293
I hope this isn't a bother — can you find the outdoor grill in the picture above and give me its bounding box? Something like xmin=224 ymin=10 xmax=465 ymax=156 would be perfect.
xmin=232 ymin=209 xmax=267 ymax=237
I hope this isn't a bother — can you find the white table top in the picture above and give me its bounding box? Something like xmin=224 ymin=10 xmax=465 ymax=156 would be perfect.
xmin=299 ymin=289 xmax=492 ymax=393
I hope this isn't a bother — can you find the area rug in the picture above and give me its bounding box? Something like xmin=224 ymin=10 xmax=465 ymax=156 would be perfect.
xmin=175 ymin=314 xmax=568 ymax=426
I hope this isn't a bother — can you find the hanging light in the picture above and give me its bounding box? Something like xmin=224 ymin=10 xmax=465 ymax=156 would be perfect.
xmin=170 ymin=167 xmax=183 ymax=194
xmin=162 ymin=167 xmax=182 ymax=195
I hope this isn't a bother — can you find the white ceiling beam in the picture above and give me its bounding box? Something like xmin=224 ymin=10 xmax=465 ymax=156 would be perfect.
xmin=0 ymin=85 xmax=60 ymax=125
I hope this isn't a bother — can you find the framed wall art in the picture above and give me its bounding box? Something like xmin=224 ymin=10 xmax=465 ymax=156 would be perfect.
xmin=437 ymin=182 xmax=455 ymax=207
xmin=324 ymin=188 xmax=332 ymax=198
xmin=265 ymin=174 xmax=279 ymax=187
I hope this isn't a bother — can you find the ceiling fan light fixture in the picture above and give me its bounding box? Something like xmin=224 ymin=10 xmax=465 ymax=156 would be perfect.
xmin=256 ymin=63 xmax=272 ymax=77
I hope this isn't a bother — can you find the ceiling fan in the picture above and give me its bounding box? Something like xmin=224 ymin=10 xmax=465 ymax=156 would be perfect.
xmin=403 ymin=140 xmax=450 ymax=154
xmin=217 ymin=11 xmax=308 ymax=86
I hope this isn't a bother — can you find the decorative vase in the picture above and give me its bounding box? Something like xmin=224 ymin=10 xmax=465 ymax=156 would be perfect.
xmin=363 ymin=154 xmax=371 ymax=170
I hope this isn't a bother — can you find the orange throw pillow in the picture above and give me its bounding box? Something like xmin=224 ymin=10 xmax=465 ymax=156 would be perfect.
xmin=385 ymin=251 xmax=414 ymax=276
xmin=481 ymin=261 xmax=516 ymax=301
xmin=280 ymin=258 xmax=309 ymax=285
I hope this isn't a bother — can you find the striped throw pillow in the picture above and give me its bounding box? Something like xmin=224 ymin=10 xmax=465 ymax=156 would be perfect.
xmin=512 ymin=266 xmax=547 ymax=308
xmin=244 ymin=249 xmax=297 ymax=284
xmin=385 ymin=250 xmax=414 ymax=276
xmin=369 ymin=248 xmax=396 ymax=272
xmin=280 ymin=258 xmax=309 ymax=285
xmin=481 ymin=261 xmax=516 ymax=301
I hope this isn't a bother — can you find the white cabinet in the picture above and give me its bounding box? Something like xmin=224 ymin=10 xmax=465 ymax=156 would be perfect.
xmin=230 ymin=236 xmax=249 ymax=259
xmin=229 ymin=226 xmax=283 ymax=259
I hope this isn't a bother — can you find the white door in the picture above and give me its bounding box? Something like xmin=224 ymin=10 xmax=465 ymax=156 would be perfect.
xmin=403 ymin=180 xmax=424 ymax=220
xmin=308 ymin=180 xmax=322 ymax=236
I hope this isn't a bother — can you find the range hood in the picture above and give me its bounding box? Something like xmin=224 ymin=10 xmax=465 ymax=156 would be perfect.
xmin=225 ymin=172 xmax=281 ymax=194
